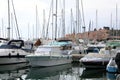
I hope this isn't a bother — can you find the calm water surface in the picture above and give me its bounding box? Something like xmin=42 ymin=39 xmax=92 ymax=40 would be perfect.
xmin=0 ymin=63 xmax=118 ymax=80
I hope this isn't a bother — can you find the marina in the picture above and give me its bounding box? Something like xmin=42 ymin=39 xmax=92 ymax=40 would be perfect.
xmin=0 ymin=0 xmax=120 ymax=79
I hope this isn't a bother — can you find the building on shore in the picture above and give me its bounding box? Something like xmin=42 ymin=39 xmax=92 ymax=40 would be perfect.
xmin=65 ymin=27 xmax=120 ymax=42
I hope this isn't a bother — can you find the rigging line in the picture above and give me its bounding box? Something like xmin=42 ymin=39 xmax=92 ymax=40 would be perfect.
xmin=46 ymin=0 xmax=53 ymax=39
xmin=11 ymin=0 xmax=21 ymax=39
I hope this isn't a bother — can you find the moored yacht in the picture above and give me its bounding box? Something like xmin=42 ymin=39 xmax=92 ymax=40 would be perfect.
xmin=26 ymin=40 xmax=73 ymax=67
xmin=0 ymin=39 xmax=32 ymax=65
xmin=80 ymin=45 xmax=117 ymax=69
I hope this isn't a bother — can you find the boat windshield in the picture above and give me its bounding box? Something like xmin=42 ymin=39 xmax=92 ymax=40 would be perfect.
xmin=0 ymin=45 xmax=20 ymax=49
xmin=36 ymin=47 xmax=51 ymax=52
xmin=86 ymin=47 xmax=103 ymax=53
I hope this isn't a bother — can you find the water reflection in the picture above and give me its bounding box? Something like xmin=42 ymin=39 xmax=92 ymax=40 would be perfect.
xmin=80 ymin=69 xmax=106 ymax=79
xmin=106 ymin=72 xmax=117 ymax=80
xmin=0 ymin=63 xmax=118 ymax=80
xmin=0 ymin=63 xmax=28 ymax=80
xmin=26 ymin=63 xmax=72 ymax=79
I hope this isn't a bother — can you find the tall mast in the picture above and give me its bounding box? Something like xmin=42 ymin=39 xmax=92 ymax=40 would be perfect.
xmin=81 ymin=0 xmax=85 ymax=32
xmin=110 ymin=13 xmax=112 ymax=29
xmin=36 ymin=5 xmax=38 ymax=39
xmin=1 ymin=19 xmax=4 ymax=38
xmin=116 ymin=4 xmax=118 ymax=38
xmin=52 ymin=0 xmax=54 ymax=39
xmin=96 ymin=10 xmax=98 ymax=41
xmin=7 ymin=0 xmax=10 ymax=40
xmin=11 ymin=13 xmax=13 ymax=39
xmin=42 ymin=9 xmax=45 ymax=39
xmin=76 ymin=0 xmax=79 ymax=34
xmin=55 ymin=0 xmax=58 ymax=40
xmin=96 ymin=10 xmax=98 ymax=29
xmin=33 ymin=24 xmax=34 ymax=40
xmin=63 ymin=0 xmax=65 ymax=37
xmin=110 ymin=13 xmax=114 ymax=39
xmin=28 ymin=23 xmax=30 ymax=40
xmin=71 ymin=9 xmax=73 ymax=34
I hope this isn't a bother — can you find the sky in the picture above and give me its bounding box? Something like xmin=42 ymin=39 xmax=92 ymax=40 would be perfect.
xmin=0 ymin=0 xmax=120 ymax=40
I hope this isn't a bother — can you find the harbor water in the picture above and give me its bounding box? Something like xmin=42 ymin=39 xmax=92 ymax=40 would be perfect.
xmin=0 ymin=62 xmax=118 ymax=80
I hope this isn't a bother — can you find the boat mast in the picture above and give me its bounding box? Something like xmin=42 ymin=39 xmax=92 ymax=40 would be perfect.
xmin=28 ymin=23 xmax=30 ymax=40
xmin=96 ymin=10 xmax=98 ymax=42
xmin=46 ymin=0 xmax=53 ymax=39
xmin=116 ymin=4 xmax=118 ymax=39
xmin=1 ymin=19 xmax=4 ymax=38
xmin=81 ymin=0 xmax=85 ymax=32
xmin=11 ymin=13 xmax=13 ymax=39
xmin=76 ymin=0 xmax=79 ymax=34
xmin=42 ymin=9 xmax=45 ymax=39
xmin=7 ymin=0 xmax=10 ymax=40
xmin=71 ymin=9 xmax=73 ymax=34
xmin=110 ymin=13 xmax=112 ymax=29
xmin=52 ymin=0 xmax=54 ymax=39
xmin=110 ymin=13 xmax=114 ymax=40
xmin=36 ymin=5 xmax=38 ymax=39
xmin=62 ymin=0 xmax=65 ymax=38
xmin=55 ymin=0 xmax=58 ymax=40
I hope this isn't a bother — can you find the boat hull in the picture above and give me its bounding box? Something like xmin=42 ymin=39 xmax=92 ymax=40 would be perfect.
xmin=0 ymin=56 xmax=28 ymax=65
xmin=26 ymin=56 xmax=72 ymax=67
xmin=106 ymin=66 xmax=118 ymax=73
xmin=80 ymin=59 xmax=110 ymax=69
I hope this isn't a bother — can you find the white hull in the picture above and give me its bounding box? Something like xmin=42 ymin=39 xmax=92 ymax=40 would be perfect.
xmin=26 ymin=56 xmax=72 ymax=67
xmin=0 ymin=57 xmax=28 ymax=65
xmin=0 ymin=39 xmax=32 ymax=65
